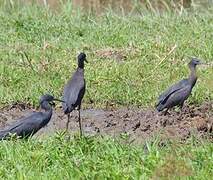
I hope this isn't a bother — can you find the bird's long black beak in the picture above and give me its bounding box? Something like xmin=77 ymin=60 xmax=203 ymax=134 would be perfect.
xmin=198 ymin=61 xmax=205 ymax=65
xmin=53 ymin=98 xmax=66 ymax=103
xmin=199 ymin=61 xmax=210 ymax=66
xmin=197 ymin=62 xmax=203 ymax=65
xmin=201 ymin=62 xmax=213 ymax=67
xmin=49 ymin=101 xmax=56 ymax=107
xmin=206 ymin=62 xmax=213 ymax=66
xmin=85 ymin=58 xmax=88 ymax=63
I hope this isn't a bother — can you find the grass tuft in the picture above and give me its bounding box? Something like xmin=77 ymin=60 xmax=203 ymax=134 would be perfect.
xmin=0 ymin=135 xmax=212 ymax=179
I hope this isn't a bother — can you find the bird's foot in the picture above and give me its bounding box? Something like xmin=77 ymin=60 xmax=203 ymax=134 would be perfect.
xmin=161 ymin=110 xmax=170 ymax=116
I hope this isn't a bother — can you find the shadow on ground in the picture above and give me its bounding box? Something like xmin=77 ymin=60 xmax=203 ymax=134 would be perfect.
xmin=0 ymin=102 xmax=212 ymax=143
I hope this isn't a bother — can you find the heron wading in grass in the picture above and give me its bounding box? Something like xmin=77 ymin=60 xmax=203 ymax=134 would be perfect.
xmin=62 ymin=52 xmax=87 ymax=136
xmin=0 ymin=94 xmax=63 ymax=140
xmin=156 ymin=58 xmax=204 ymax=114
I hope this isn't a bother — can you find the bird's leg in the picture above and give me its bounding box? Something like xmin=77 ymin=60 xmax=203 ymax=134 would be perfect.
xmin=163 ymin=108 xmax=169 ymax=116
xmin=180 ymin=103 xmax=184 ymax=111
xmin=78 ymin=107 xmax=82 ymax=137
xmin=66 ymin=114 xmax=70 ymax=131
xmin=179 ymin=103 xmax=184 ymax=119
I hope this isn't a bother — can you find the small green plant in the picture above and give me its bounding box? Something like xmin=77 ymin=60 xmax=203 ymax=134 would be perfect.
xmin=0 ymin=2 xmax=212 ymax=179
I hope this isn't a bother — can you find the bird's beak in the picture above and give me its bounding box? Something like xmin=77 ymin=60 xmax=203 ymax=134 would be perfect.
xmin=200 ymin=62 xmax=213 ymax=67
xmin=85 ymin=59 xmax=88 ymax=63
xmin=198 ymin=61 xmax=203 ymax=65
xmin=50 ymin=101 xmax=56 ymax=107
xmin=53 ymin=98 xmax=66 ymax=103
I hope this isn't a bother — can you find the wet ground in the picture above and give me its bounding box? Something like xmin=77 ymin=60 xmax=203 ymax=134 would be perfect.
xmin=0 ymin=102 xmax=212 ymax=143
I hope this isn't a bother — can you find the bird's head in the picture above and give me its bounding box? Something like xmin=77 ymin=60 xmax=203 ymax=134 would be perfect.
xmin=40 ymin=94 xmax=64 ymax=106
xmin=40 ymin=94 xmax=54 ymax=104
xmin=188 ymin=58 xmax=202 ymax=68
xmin=78 ymin=52 xmax=87 ymax=68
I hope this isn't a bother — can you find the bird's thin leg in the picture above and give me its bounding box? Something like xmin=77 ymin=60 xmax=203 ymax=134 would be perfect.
xmin=78 ymin=108 xmax=82 ymax=137
xmin=179 ymin=103 xmax=184 ymax=119
xmin=180 ymin=103 xmax=184 ymax=111
xmin=66 ymin=114 xmax=70 ymax=131
xmin=163 ymin=108 xmax=169 ymax=116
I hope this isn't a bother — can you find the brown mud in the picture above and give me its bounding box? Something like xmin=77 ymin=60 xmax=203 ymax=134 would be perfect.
xmin=0 ymin=102 xmax=212 ymax=143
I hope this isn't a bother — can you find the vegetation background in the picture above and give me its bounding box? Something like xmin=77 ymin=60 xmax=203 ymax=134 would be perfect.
xmin=0 ymin=0 xmax=212 ymax=179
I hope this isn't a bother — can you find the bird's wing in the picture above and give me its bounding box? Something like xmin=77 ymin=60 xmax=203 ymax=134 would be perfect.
xmin=62 ymin=71 xmax=85 ymax=111
xmin=163 ymin=84 xmax=191 ymax=106
xmin=0 ymin=128 xmax=11 ymax=138
xmin=0 ymin=112 xmax=43 ymax=139
xmin=168 ymin=84 xmax=191 ymax=102
xmin=157 ymin=79 xmax=188 ymax=105
xmin=0 ymin=120 xmax=27 ymax=139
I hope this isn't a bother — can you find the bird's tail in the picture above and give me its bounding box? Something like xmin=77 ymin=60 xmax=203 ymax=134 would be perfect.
xmin=62 ymin=102 xmax=74 ymax=114
xmin=156 ymin=103 xmax=164 ymax=112
xmin=0 ymin=130 xmax=9 ymax=140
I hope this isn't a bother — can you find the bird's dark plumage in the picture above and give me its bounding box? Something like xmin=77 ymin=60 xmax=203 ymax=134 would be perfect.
xmin=62 ymin=70 xmax=86 ymax=114
xmin=156 ymin=58 xmax=202 ymax=112
xmin=62 ymin=52 xmax=87 ymax=134
xmin=0 ymin=94 xmax=62 ymax=140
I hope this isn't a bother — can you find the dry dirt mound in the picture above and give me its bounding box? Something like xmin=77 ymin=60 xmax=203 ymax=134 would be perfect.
xmin=0 ymin=102 xmax=212 ymax=143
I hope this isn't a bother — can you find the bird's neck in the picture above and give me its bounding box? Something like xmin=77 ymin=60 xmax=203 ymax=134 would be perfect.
xmin=189 ymin=66 xmax=197 ymax=86
xmin=77 ymin=67 xmax=84 ymax=72
xmin=40 ymin=101 xmax=53 ymax=126
xmin=78 ymin=61 xmax=84 ymax=69
xmin=41 ymin=101 xmax=52 ymax=111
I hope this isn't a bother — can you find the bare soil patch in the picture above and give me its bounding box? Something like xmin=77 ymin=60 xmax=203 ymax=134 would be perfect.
xmin=0 ymin=102 xmax=212 ymax=143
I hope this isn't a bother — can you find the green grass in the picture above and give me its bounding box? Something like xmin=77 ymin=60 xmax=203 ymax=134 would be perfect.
xmin=0 ymin=2 xmax=212 ymax=179
xmin=0 ymin=1 xmax=212 ymax=108
xmin=0 ymin=134 xmax=212 ymax=179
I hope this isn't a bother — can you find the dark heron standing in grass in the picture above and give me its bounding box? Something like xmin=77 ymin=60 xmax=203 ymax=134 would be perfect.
xmin=0 ymin=94 xmax=63 ymax=140
xmin=62 ymin=52 xmax=87 ymax=135
xmin=156 ymin=58 xmax=203 ymax=114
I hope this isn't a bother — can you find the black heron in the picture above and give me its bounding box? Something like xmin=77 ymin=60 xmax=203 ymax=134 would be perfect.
xmin=156 ymin=58 xmax=203 ymax=114
xmin=62 ymin=52 xmax=87 ymax=135
xmin=0 ymin=94 xmax=63 ymax=140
